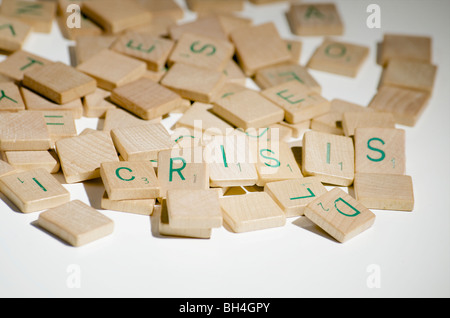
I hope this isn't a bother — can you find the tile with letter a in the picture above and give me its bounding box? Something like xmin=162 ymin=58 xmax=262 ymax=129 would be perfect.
xmin=0 ymin=168 xmax=70 ymax=213
xmin=0 ymin=14 xmax=32 ymax=52
xmin=304 ymin=187 xmax=376 ymax=243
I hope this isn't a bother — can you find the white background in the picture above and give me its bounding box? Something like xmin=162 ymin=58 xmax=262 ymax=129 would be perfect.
xmin=0 ymin=0 xmax=449 ymax=298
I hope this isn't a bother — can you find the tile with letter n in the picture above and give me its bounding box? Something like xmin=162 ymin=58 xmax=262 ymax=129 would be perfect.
xmin=307 ymin=39 xmax=369 ymax=78
xmin=0 ymin=82 xmax=25 ymax=112
xmin=302 ymin=131 xmax=354 ymax=186
xmin=0 ymin=13 xmax=32 ymax=52
xmin=111 ymin=31 xmax=175 ymax=72
xmin=304 ymin=187 xmax=376 ymax=243
xmin=0 ymin=0 xmax=56 ymax=33
xmin=264 ymin=176 xmax=328 ymax=218
xmin=219 ymin=192 xmax=286 ymax=233
xmin=0 ymin=168 xmax=70 ymax=213
xmin=0 ymin=50 xmax=52 ymax=82
xmin=168 ymin=32 xmax=234 ymax=72
xmin=38 ymin=200 xmax=114 ymax=247
xmin=354 ymin=127 xmax=406 ymax=175
xmin=100 ymin=161 xmax=160 ymax=201
xmin=342 ymin=111 xmax=396 ymax=137
xmin=101 ymin=191 xmax=155 ymax=216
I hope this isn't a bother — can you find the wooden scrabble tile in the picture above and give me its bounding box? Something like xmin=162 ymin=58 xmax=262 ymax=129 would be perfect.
xmin=285 ymin=39 xmax=302 ymax=63
xmin=249 ymin=0 xmax=286 ymax=4
xmin=111 ymin=32 xmax=175 ymax=72
xmin=354 ymin=127 xmax=406 ymax=175
xmin=214 ymin=13 xmax=253 ymax=36
xmin=74 ymin=35 xmax=119 ymax=65
xmin=57 ymin=9 xmax=103 ymax=41
xmin=223 ymin=59 xmax=246 ymax=85
xmin=166 ymin=189 xmax=223 ymax=229
xmin=100 ymin=161 xmax=160 ymax=200
xmin=0 ymin=158 xmax=16 ymax=177
xmin=304 ymin=187 xmax=375 ymax=243
xmin=161 ymin=62 xmax=226 ymax=103
xmin=38 ymin=200 xmax=114 ymax=247
xmin=342 ymin=111 xmax=396 ymax=137
xmin=4 ymin=150 xmax=59 ymax=174
xmin=127 ymin=15 xmax=177 ymax=38
xmin=20 ymin=87 xmax=83 ymax=119
xmin=302 ymin=131 xmax=354 ymax=186
xmin=261 ymin=80 xmax=330 ymax=124
xmin=213 ymin=82 xmax=249 ymax=102
xmin=101 ymin=191 xmax=155 ymax=216
xmin=311 ymin=99 xmax=373 ymax=136
xmin=0 ymin=168 xmax=70 ymax=213
xmin=111 ymin=123 xmax=175 ymax=161
xmin=81 ymin=0 xmax=152 ymax=34
xmin=168 ymin=32 xmax=234 ymax=72
xmin=102 ymin=108 xmax=160 ymax=132
xmin=23 ymin=62 xmax=97 ymax=104
xmin=55 ymin=131 xmax=119 ymax=184
xmin=307 ymin=39 xmax=369 ymax=77
xmin=0 ymin=0 xmax=56 ymax=33
xmin=380 ymin=59 xmax=437 ymax=93
xmin=39 ymin=110 xmax=78 ymax=146
xmin=264 ymin=176 xmax=328 ymax=217
xmin=0 ymin=111 xmax=51 ymax=151
xmin=186 ymin=0 xmax=244 ymax=13
xmin=76 ymin=49 xmax=147 ymax=91
xmin=379 ymin=34 xmax=432 ymax=67
xmin=0 ymin=14 xmax=32 ymax=52
xmin=141 ymin=68 xmax=167 ymax=83
xmin=111 ymin=78 xmax=183 ymax=120
xmin=278 ymin=120 xmax=310 ymax=139
xmin=230 ymin=22 xmax=292 ymax=76
xmin=353 ymin=173 xmax=414 ymax=211
xmin=219 ymin=192 xmax=286 ymax=233
xmin=135 ymin=0 xmax=184 ymax=21
xmin=254 ymin=63 xmax=321 ymax=93
xmin=169 ymin=15 xmax=228 ymax=41
xmin=171 ymin=127 xmax=205 ymax=149
xmin=0 ymin=82 xmax=25 ymax=112
xmin=368 ymin=85 xmax=431 ymax=127
xmin=82 ymin=88 xmax=117 ymax=118
xmin=212 ymin=89 xmax=284 ymax=130
xmin=287 ymin=3 xmax=344 ymax=36
xmin=0 ymin=50 xmax=52 ymax=82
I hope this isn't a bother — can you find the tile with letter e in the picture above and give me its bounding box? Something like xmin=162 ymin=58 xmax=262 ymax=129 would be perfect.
xmin=101 ymin=191 xmax=155 ymax=216
xmin=0 ymin=50 xmax=52 ymax=82
xmin=0 ymin=82 xmax=25 ymax=111
xmin=38 ymin=200 xmax=114 ymax=247
xmin=0 ymin=0 xmax=56 ymax=33
xmin=0 ymin=14 xmax=32 ymax=52
xmin=304 ymin=187 xmax=376 ymax=243
xmin=354 ymin=127 xmax=406 ymax=175
xmin=0 ymin=168 xmax=70 ymax=213
xmin=302 ymin=130 xmax=354 ymax=186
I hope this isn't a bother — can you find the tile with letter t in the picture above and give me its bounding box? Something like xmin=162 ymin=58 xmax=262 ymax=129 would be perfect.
xmin=0 ymin=50 xmax=52 ymax=82
xmin=304 ymin=187 xmax=376 ymax=243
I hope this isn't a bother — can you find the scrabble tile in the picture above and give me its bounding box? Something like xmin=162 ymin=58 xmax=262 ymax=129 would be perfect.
xmin=287 ymin=3 xmax=344 ymax=36
xmin=0 ymin=0 xmax=56 ymax=33
xmin=168 ymin=32 xmax=234 ymax=72
xmin=264 ymin=176 xmax=328 ymax=217
xmin=166 ymin=189 xmax=223 ymax=229
xmin=111 ymin=31 xmax=175 ymax=72
xmin=141 ymin=68 xmax=168 ymax=83
xmin=81 ymin=0 xmax=152 ymax=34
xmin=380 ymin=59 xmax=437 ymax=93
xmin=307 ymin=39 xmax=369 ymax=77
xmin=230 ymin=22 xmax=291 ymax=76
xmin=278 ymin=120 xmax=310 ymax=139
xmin=0 ymin=82 xmax=25 ymax=112
xmin=302 ymin=131 xmax=354 ymax=186
xmin=135 ymin=0 xmax=183 ymax=21
xmin=82 ymin=88 xmax=117 ymax=118
xmin=0 ymin=50 xmax=52 ymax=82
xmin=56 ymin=131 xmax=119 ymax=184
xmin=261 ymin=80 xmax=331 ymax=124
xmin=254 ymin=63 xmax=321 ymax=93
xmin=101 ymin=191 xmax=155 ymax=216
xmin=0 ymin=168 xmax=70 ymax=213
xmin=0 ymin=159 xmax=16 ymax=177
xmin=223 ymin=59 xmax=246 ymax=86
xmin=186 ymin=0 xmax=244 ymax=13
xmin=126 ymin=15 xmax=177 ymax=38
xmin=169 ymin=15 xmax=228 ymax=41
xmin=368 ymin=85 xmax=431 ymax=127
xmin=342 ymin=111 xmax=396 ymax=137
xmin=102 ymin=108 xmax=161 ymax=132
xmin=249 ymin=0 xmax=286 ymax=4
xmin=0 ymin=111 xmax=51 ymax=151
xmin=354 ymin=127 xmax=406 ymax=175
xmin=57 ymin=8 xmax=103 ymax=41
xmin=23 ymin=62 xmax=97 ymax=104
xmin=212 ymin=89 xmax=284 ymax=130
xmin=0 ymin=14 xmax=32 ymax=52
xmin=353 ymin=173 xmax=414 ymax=211
xmin=39 ymin=110 xmax=78 ymax=146
xmin=285 ymin=39 xmax=302 ymax=63
xmin=379 ymin=34 xmax=432 ymax=67
xmin=111 ymin=78 xmax=183 ymax=120
xmin=304 ymin=187 xmax=375 ymax=243
xmin=111 ymin=123 xmax=175 ymax=161
xmin=74 ymin=35 xmax=119 ymax=65
xmin=157 ymin=147 xmax=209 ymax=198
xmin=214 ymin=13 xmax=253 ymax=36
xmin=213 ymin=82 xmax=249 ymax=102
xmin=171 ymin=127 xmax=205 ymax=149
xmin=100 ymin=161 xmax=160 ymax=201
xmin=38 ymin=200 xmax=114 ymax=247
xmin=4 ymin=150 xmax=60 ymax=174
xmin=219 ymin=192 xmax=286 ymax=233
xmin=161 ymin=63 xmax=226 ymax=103
xmin=77 ymin=49 xmax=147 ymax=91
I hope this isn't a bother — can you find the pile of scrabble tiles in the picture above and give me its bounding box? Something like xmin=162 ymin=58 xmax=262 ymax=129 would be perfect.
xmin=0 ymin=0 xmax=437 ymax=247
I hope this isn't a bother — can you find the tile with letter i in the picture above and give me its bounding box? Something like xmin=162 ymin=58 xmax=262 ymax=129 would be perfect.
xmin=100 ymin=161 xmax=160 ymax=201
xmin=0 ymin=168 xmax=70 ymax=213
xmin=304 ymin=187 xmax=376 ymax=243
xmin=354 ymin=127 xmax=406 ymax=175
xmin=302 ymin=131 xmax=354 ymax=186
xmin=0 ymin=50 xmax=52 ymax=82
xmin=0 ymin=15 xmax=32 ymax=52
xmin=0 ymin=82 xmax=25 ymax=112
